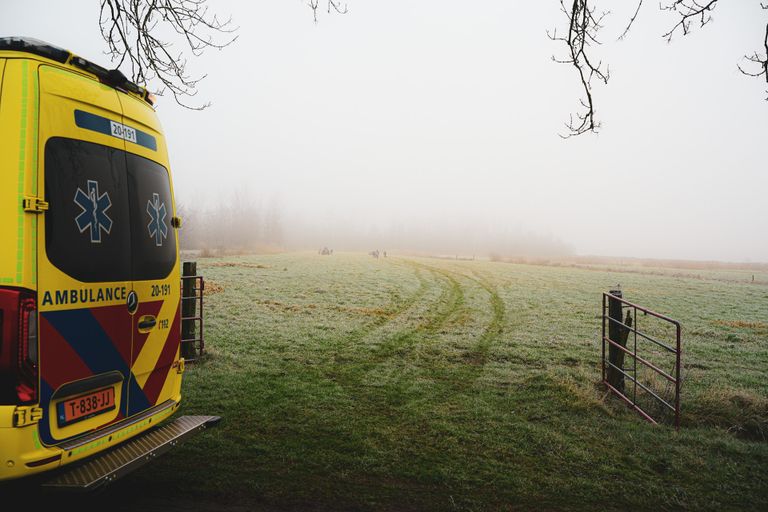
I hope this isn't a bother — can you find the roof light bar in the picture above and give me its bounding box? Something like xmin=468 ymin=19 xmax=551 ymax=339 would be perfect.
xmin=0 ymin=36 xmax=70 ymax=63
xmin=0 ymin=36 xmax=153 ymax=106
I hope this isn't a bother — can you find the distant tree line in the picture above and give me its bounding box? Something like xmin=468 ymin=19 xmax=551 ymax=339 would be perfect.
xmin=175 ymin=196 xmax=574 ymax=260
xmin=176 ymin=194 xmax=283 ymax=252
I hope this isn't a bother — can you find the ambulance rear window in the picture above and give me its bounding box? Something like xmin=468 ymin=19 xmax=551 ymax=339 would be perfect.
xmin=127 ymin=153 xmax=176 ymax=280
xmin=45 ymin=138 xmax=132 ymax=282
xmin=44 ymin=137 xmax=176 ymax=283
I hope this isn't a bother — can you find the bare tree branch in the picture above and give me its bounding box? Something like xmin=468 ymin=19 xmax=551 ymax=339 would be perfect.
xmin=554 ymin=1 xmax=768 ymax=136
xmin=660 ymin=0 xmax=719 ymax=42
xmin=737 ymin=5 xmax=768 ymax=100
xmin=308 ymin=0 xmax=348 ymax=24
xmin=619 ymin=0 xmax=644 ymax=40
xmin=548 ymin=0 xmax=611 ymax=138
xmin=662 ymin=1 xmax=768 ymax=100
xmin=99 ymin=1 xmax=349 ymax=108
xmin=99 ymin=0 xmax=238 ymax=109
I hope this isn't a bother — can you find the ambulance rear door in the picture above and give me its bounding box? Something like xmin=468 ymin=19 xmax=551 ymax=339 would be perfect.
xmin=118 ymin=93 xmax=182 ymax=417
xmin=36 ymin=65 xmax=135 ymax=444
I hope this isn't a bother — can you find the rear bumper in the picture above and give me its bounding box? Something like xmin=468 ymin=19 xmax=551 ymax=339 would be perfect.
xmin=0 ymin=397 xmax=180 ymax=481
xmin=44 ymin=415 xmax=220 ymax=491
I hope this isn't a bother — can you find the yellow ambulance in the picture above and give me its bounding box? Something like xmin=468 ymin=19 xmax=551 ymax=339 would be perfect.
xmin=0 ymin=37 xmax=214 ymax=487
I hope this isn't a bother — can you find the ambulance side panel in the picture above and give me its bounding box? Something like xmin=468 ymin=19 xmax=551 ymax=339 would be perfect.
xmin=0 ymin=58 xmax=37 ymax=291
xmin=0 ymin=57 xmax=62 ymax=478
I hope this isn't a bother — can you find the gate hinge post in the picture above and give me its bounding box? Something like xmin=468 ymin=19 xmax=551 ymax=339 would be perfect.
xmin=23 ymin=196 xmax=49 ymax=213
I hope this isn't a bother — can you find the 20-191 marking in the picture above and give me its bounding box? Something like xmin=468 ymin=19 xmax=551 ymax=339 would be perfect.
xmin=110 ymin=120 xmax=137 ymax=143
xmin=151 ymin=284 xmax=171 ymax=297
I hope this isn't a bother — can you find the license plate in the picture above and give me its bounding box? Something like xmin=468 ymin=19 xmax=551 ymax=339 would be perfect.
xmin=57 ymin=387 xmax=116 ymax=427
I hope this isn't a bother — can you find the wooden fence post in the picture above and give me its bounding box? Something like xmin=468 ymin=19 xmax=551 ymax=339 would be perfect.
xmin=181 ymin=261 xmax=197 ymax=360
xmin=607 ymin=289 xmax=626 ymax=392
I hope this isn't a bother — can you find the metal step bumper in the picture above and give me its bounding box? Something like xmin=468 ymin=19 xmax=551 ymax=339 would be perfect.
xmin=43 ymin=415 xmax=220 ymax=491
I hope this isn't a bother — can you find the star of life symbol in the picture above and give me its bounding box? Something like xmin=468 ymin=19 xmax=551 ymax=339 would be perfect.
xmin=74 ymin=180 xmax=113 ymax=243
xmin=146 ymin=193 xmax=168 ymax=247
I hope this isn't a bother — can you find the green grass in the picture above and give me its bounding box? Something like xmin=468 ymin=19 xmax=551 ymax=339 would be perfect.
xmin=121 ymin=252 xmax=767 ymax=511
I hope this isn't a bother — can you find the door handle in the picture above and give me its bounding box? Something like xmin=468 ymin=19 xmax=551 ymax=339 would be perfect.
xmin=137 ymin=315 xmax=157 ymax=332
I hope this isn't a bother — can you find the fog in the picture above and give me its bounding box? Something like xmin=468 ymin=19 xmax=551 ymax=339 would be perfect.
xmin=4 ymin=1 xmax=767 ymax=262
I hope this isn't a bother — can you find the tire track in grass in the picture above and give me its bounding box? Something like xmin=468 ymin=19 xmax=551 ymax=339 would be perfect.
xmin=458 ymin=267 xmax=544 ymax=388
xmin=313 ymin=259 xmax=497 ymax=495
xmin=328 ymin=260 xmax=465 ymax=391
xmin=353 ymin=263 xmax=431 ymax=335
xmin=257 ymin=259 xmax=436 ymax=401
xmin=464 ymin=269 xmax=506 ymax=367
xmin=387 ymin=261 xmax=501 ymax=373
xmin=355 ymin=263 xmax=463 ymax=372
xmin=413 ymin=265 xmax=465 ymax=335
xmin=417 ymin=264 xmax=506 ymax=392
xmin=328 ymin=262 xmax=430 ymax=361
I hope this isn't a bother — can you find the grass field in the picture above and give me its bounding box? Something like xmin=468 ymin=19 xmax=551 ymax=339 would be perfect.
xmin=116 ymin=252 xmax=766 ymax=510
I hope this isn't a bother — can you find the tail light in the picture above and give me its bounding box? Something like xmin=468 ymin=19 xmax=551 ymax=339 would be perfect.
xmin=0 ymin=288 xmax=38 ymax=405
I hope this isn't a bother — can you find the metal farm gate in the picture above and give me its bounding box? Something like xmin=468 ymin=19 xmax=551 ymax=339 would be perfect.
xmin=181 ymin=261 xmax=205 ymax=361
xmin=601 ymin=290 xmax=682 ymax=429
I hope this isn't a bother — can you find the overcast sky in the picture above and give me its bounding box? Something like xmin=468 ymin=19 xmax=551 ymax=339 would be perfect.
xmin=3 ymin=1 xmax=767 ymax=261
